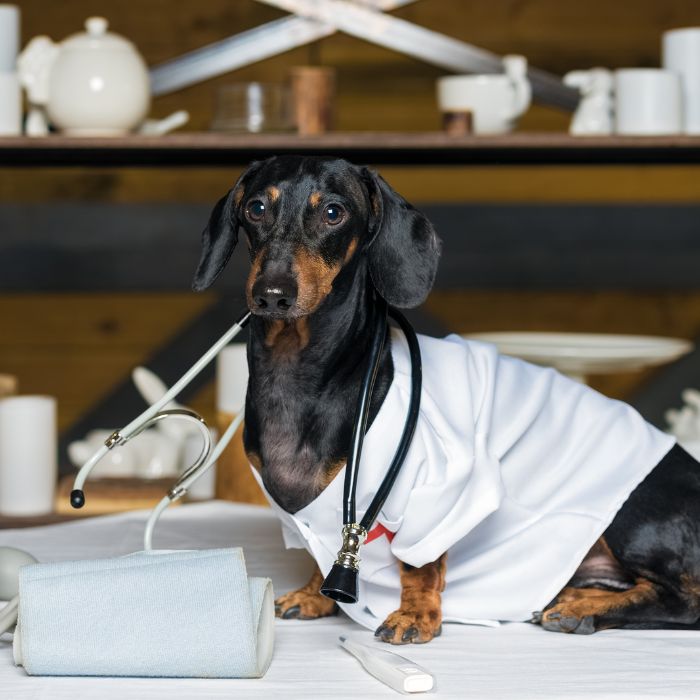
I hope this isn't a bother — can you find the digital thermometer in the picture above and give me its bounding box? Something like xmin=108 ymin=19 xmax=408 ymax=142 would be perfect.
xmin=339 ymin=635 xmax=435 ymax=693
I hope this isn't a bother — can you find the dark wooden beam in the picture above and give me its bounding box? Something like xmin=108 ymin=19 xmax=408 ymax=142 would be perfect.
xmin=4 ymin=202 xmax=700 ymax=292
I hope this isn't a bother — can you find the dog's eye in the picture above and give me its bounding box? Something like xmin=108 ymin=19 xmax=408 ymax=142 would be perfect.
xmin=246 ymin=200 xmax=266 ymax=222
xmin=323 ymin=204 xmax=345 ymax=226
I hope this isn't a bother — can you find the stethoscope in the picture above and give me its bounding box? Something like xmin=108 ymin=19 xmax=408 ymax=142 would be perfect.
xmin=0 ymin=295 xmax=421 ymax=635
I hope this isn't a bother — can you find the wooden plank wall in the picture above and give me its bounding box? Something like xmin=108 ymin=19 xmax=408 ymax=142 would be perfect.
xmin=4 ymin=0 xmax=700 ymax=437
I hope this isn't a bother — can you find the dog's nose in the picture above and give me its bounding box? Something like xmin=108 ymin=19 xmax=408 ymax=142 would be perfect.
xmin=252 ymin=278 xmax=298 ymax=314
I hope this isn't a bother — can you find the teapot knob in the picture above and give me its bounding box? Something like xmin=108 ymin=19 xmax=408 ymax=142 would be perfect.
xmin=85 ymin=16 xmax=108 ymax=36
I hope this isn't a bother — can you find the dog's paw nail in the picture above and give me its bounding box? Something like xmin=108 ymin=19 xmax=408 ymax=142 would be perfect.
xmin=401 ymin=626 xmax=419 ymax=642
xmin=374 ymin=624 xmax=388 ymax=638
xmin=558 ymin=616 xmax=581 ymax=632
xmin=281 ymin=605 xmax=301 ymax=619
xmin=434 ymin=624 xmax=442 ymax=638
xmin=530 ymin=611 xmax=543 ymax=623
xmin=379 ymin=626 xmax=396 ymax=642
xmin=573 ymin=616 xmax=596 ymax=635
xmin=274 ymin=604 xmax=282 ymax=615
xmin=548 ymin=612 xmax=561 ymax=620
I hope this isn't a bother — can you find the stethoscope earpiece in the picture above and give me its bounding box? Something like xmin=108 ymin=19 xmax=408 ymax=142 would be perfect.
xmin=70 ymin=490 xmax=85 ymax=509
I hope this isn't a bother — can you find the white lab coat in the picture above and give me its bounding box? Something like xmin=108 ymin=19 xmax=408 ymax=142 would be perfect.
xmin=251 ymin=330 xmax=675 ymax=629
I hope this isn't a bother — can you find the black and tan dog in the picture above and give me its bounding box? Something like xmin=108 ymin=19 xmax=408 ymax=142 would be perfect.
xmin=193 ymin=155 xmax=700 ymax=644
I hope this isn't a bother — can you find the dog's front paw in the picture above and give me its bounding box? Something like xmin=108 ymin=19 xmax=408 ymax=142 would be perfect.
xmin=375 ymin=606 xmax=442 ymax=645
xmin=275 ymin=587 xmax=338 ymax=620
xmin=537 ymin=603 xmax=595 ymax=635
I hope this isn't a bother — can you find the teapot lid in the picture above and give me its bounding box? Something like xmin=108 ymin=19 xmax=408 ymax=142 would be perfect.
xmin=62 ymin=17 xmax=137 ymax=51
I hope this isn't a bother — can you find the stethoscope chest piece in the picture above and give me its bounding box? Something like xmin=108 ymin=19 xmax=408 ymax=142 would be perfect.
xmin=320 ymin=524 xmax=368 ymax=604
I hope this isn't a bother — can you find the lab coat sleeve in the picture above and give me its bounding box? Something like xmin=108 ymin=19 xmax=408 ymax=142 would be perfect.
xmin=389 ymin=432 xmax=504 ymax=569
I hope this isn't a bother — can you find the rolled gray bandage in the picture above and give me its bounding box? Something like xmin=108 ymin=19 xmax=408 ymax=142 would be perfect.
xmin=13 ymin=548 xmax=274 ymax=678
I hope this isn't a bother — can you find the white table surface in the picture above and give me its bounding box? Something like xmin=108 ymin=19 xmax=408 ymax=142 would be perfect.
xmin=1 ymin=501 xmax=699 ymax=699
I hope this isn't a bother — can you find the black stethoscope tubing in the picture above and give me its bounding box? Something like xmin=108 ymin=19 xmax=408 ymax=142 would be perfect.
xmin=360 ymin=303 xmax=422 ymax=532
xmin=342 ymin=295 xmax=422 ymax=532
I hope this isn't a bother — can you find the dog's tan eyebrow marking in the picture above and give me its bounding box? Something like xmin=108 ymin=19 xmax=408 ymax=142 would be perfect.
xmin=266 ymin=186 xmax=280 ymax=202
xmin=309 ymin=191 xmax=322 ymax=207
xmin=234 ymin=186 xmax=245 ymax=206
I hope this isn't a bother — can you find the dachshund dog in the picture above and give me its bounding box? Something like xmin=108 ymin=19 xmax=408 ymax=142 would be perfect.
xmin=192 ymin=155 xmax=700 ymax=643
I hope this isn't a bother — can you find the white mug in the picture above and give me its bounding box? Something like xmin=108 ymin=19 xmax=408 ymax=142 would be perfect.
xmin=0 ymin=396 xmax=57 ymax=516
xmin=436 ymin=55 xmax=531 ymax=135
xmin=0 ymin=5 xmax=19 ymax=72
xmin=0 ymin=72 xmax=21 ymax=135
xmin=615 ymin=69 xmax=682 ymax=135
xmin=663 ymin=27 xmax=700 ymax=134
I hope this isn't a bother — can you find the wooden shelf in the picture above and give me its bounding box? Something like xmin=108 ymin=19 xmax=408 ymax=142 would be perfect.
xmin=2 ymin=132 xmax=700 ymax=166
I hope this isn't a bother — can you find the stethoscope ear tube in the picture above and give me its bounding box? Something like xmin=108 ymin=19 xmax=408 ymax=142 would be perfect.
xmin=360 ymin=307 xmax=422 ymax=531
xmin=341 ymin=296 xmax=389 ymax=526
xmin=70 ymin=311 xmax=251 ymax=509
xmin=321 ymin=303 xmax=422 ymax=604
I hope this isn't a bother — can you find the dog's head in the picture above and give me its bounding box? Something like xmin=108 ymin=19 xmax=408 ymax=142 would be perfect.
xmin=192 ymin=156 xmax=441 ymax=319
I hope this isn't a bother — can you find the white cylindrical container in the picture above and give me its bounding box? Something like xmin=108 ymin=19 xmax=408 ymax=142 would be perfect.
xmin=0 ymin=5 xmax=19 ymax=71
xmin=216 ymin=343 xmax=249 ymax=414
xmin=663 ymin=27 xmax=700 ymax=134
xmin=0 ymin=396 xmax=57 ymax=516
xmin=615 ymin=69 xmax=683 ymax=135
xmin=0 ymin=71 xmax=21 ymax=135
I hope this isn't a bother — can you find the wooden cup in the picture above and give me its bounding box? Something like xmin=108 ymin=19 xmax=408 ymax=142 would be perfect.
xmin=442 ymin=110 xmax=474 ymax=136
xmin=215 ymin=411 xmax=268 ymax=506
xmin=290 ymin=66 xmax=336 ymax=135
xmin=0 ymin=374 xmax=17 ymax=398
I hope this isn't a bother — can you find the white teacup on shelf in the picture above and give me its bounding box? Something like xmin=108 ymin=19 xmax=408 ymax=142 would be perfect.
xmin=436 ymin=55 xmax=531 ymax=135
xmin=615 ymin=68 xmax=683 ymax=135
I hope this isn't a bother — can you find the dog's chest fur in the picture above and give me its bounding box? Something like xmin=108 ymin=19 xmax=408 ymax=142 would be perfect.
xmin=243 ymin=318 xmax=392 ymax=514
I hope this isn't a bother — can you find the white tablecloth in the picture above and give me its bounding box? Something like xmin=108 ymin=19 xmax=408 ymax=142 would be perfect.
xmin=1 ymin=501 xmax=699 ymax=699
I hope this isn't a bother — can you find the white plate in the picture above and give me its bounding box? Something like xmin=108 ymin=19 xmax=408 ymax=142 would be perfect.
xmin=462 ymin=332 xmax=693 ymax=376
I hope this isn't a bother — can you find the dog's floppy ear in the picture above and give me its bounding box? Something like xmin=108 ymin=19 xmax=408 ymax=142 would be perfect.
xmin=361 ymin=168 xmax=441 ymax=308
xmin=192 ymin=162 xmax=261 ymax=292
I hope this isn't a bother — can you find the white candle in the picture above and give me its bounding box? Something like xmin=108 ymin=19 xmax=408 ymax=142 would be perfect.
xmin=216 ymin=343 xmax=249 ymax=414
xmin=0 ymin=396 xmax=57 ymax=516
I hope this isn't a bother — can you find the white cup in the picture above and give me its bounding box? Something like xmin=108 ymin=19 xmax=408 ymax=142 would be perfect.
xmin=436 ymin=55 xmax=531 ymax=135
xmin=216 ymin=343 xmax=249 ymax=414
xmin=615 ymin=69 xmax=683 ymax=135
xmin=0 ymin=396 xmax=57 ymax=516
xmin=0 ymin=72 xmax=21 ymax=135
xmin=663 ymin=27 xmax=700 ymax=134
xmin=0 ymin=5 xmax=19 ymax=71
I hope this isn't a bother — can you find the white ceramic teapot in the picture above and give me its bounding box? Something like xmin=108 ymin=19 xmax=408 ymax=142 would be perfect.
xmin=436 ymin=55 xmax=532 ymax=134
xmin=18 ymin=16 xmax=151 ymax=136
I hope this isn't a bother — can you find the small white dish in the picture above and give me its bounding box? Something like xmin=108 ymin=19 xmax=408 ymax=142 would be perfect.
xmin=462 ymin=332 xmax=693 ymax=383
